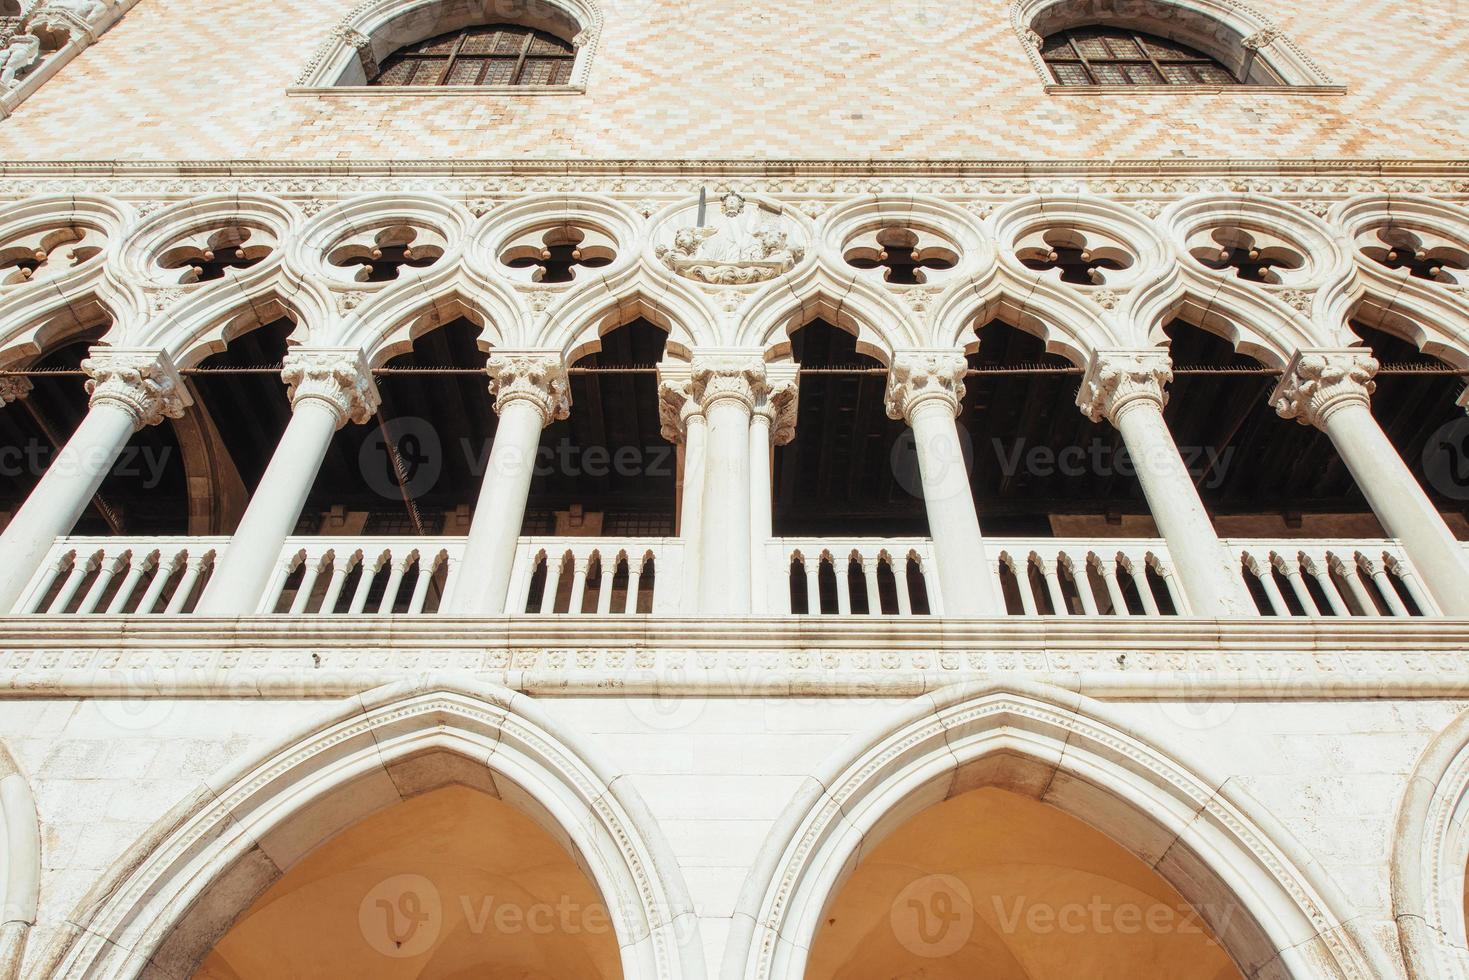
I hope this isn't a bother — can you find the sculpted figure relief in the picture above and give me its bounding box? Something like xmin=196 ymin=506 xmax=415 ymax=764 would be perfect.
xmin=656 ymin=192 xmax=804 ymax=285
xmin=0 ymin=30 xmax=38 ymax=88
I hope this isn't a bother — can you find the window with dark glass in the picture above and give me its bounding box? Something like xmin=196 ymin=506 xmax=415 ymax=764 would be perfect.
xmin=1040 ymin=27 xmax=1254 ymax=86
xmin=371 ymin=25 xmax=575 ymax=87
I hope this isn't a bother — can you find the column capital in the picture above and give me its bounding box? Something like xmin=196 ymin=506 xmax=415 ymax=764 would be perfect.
xmin=1077 ymin=349 xmax=1172 ymax=424
xmin=885 ymin=350 xmax=967 ymax=423
xmin=754 ymin=362 xmax=800 ymax=446
xmin=0 ymin=375 xmax=32 ymax=405
xmin=656 ymin=361 xmax=699 ymax=444
xmin=1272 ymin=348 xmax=1378 ymax=429
xmin=689 ymin=353 xmax=769 ymax=414
xmin=281 ymin=348 xmax=379 ymax=428
xmin=81 ymin=347 xmax=191 ymax=430
xmin=488 ymin=350 xmax=571 ymax=425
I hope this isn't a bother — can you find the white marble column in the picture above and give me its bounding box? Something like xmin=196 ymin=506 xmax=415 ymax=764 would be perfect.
xmin=1274 ymin=348 xmax=1469 ymax=616
xmin=691 ymin=355 xmax=768 ymax=614
xmin=748 ymin=366 xmax=798 ymax=612
xmin=195 ymin=350 xmax=378 ymax=615
xmin=1078 ymin=349 xmax=1254 ymax=617
xmin=0 ymin=349 xmax=189 ymax=612
xmin=885 ymin=351 xmax=1000 ymax=616
xmin=658 ymin=365 xmax=707 ymax=602
xmin=445 ymin=352 xmax=570 ymax=615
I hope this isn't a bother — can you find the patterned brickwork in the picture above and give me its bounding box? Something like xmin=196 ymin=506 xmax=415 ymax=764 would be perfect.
xmin=0 ymin=0 xmax=1462 ymax=161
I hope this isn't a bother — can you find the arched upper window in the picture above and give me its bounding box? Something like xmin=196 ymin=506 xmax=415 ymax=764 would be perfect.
xmin=1040 ymin=26 xmax=1270 ymax=86
xmin=370 ymin=24 xmax=576 ymax=87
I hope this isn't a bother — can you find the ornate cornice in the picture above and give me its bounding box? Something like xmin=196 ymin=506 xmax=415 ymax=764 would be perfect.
xmin=885 ymin=351 xmax=968 ymax=423
xmin=1077 ymin=350 xmax=1173 ymax=424
xmin=280 ymin=348 xmax=379 ymax=428
xmin=80 ymin=348 xmax=190 ymax=429
xmin=689 ymin=355 xmax=768 ymax=415
xmin=1272 ymin=348 xmax=1379 ymax=429
xmin=487 ymin=352 xmax=571 ymax=425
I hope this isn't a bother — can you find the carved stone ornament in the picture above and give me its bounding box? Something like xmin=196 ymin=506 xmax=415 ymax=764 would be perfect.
xmin=0 ymin=27 xmax=39 ymax=91
xmin=488 ymin=353 xmax=571 ymax=425
xmin=1077 ymin=350 xmax=1172 ymax=424
xmin=757 ymin=378 xmax=800 ymax=446
xmin=281 ymin=349 xmax=380 ymax=428
xmin=656 ymin=377 xmax=696 ymax=444
xmin=885 ymin=351 xmax=968 ymax=422
xmin=0 ymin=375 xmax=32 ymax=404
xmin=81 ymin=348 xmax=191 ymax=430
xmin=26 ymin=0 xmax=110 ymax=41
xmin=1242 ymin=27 xmax=1282 ymax=51
xmin=654 ymin=193 xmax=805 ymax=285
xmin=689 ymin=355 xmax=769 ymax=413
xmin=1271 ymin=349 xmax=1378 ymax=429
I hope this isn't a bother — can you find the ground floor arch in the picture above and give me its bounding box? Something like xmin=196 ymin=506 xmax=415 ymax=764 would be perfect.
xmin=39 ymin=678 xmax=704 ymax=980
xmin=722 ymin=681 xmax=1387 ymax=980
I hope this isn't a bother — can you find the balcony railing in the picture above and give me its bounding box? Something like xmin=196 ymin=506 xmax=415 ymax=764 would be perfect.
xmin=11 ymin=533 xmax=1450 ymax=619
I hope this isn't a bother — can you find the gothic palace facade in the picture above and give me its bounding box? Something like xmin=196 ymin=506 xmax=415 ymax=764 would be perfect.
xmin=0 ymin=0 xmax=1467 ymax=978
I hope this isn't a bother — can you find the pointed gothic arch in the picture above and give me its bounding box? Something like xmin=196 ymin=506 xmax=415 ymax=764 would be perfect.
xmin=39 ymin=678 xmax=705 ymax=980
xmin=722 ymin=680 xmax=1388 ymax=980
xmin=0 ymin=742 xmax=39 ymax=980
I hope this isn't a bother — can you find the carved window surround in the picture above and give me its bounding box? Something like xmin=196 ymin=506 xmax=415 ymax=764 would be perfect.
xmin=291 ymin=0 xmax=601 ymax=98
xmin=1010 ymin=0 xmax=1343 ymax=96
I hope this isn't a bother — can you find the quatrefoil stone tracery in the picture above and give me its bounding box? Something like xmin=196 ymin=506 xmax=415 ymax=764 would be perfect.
xmin=156 ymin=226 xmax=273 ymax=284
xmin=497 ymin=224 xmax=616 ymax=284
xmin=1016 ymin=228 xmax=1134 ymax=286
xmin=1359 ymin=226 xmax=1468 ymax=285
xmin=0 ymin=225 xmax=105 ymax=286
xmin=326 ymin=224 xmax=446 ymax=283
xmin=842 ymin=227 xmax=959 ymax=285
xmin=1189 ymin=226 xmax=1307 ymax=284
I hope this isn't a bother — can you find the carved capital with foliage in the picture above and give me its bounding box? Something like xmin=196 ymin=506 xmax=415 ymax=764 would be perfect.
xmin=1272 ymin=348 xmax=1378 ymax=429
xmin=281 ymin=348 xmax=379 ymax=428
xmin=82 ymin=347 xmax=191 ymax=430
xmin=488 ymin=352 xmax=571 ymax=426
xmin=885 ymin=351 xmax=967 ymax=423
xmin=1077 ymin=349 xmax=1172 ymax=424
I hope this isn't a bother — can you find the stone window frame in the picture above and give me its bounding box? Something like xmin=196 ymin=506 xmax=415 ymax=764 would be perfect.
xmin=1010 ymin=0 xmax=1344 ymax=96
xmin=290 ymin=0 xmax=602 ymax=98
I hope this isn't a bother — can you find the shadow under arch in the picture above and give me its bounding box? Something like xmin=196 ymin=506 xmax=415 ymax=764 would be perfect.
xmin=722 ymin=680 xmax=1385 ymax=980
xmin=1392 ymin=707 xmax=1469 ymax=980
xmin=40 ymin=677 xmax=705 ymax=980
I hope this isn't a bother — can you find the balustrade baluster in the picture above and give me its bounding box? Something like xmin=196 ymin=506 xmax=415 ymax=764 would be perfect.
xmin=375 ymin=555 xmax=408 ymax=614
xmin=137 ymin=555 xmax=182 ymax=614
xmin=406 ymin=554 xmax=436 ymax=614
xmin=1096 ymin=558 xmax=1130 ymax=616
xmin=164 ymin=555 xmax=210 ymax=614
xmin=319 ymin=554 xmax=354 ymax=615
xmin=1037 ymin=557 xmax=1067 ymax=616
xmin=863 ymin=558 xmax=882 ymax=615
xmin=289 ymin=554 xmax=325 ymax=615
xmin=348 ymin=556 xmax=381 ymax=615
xmin=106 ymin=553 xmax=154 ymax=614
xmin=50 ymin=554 xmax=98 ymax=614
xmin=802 ymin=557 xmax=820 ymax=615
xmin=1366 ymin=559 xmax=1410 ymax=618
xmin=22 ymin=555 xmax=70 ymax=613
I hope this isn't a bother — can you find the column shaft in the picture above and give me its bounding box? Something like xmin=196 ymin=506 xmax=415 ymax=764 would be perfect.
xmin=1322 ymin=402 xmax=1469 ymax=615
xmin=907 ymin=400 xmax=998 ymax=615
xmin=450 ymin=398 xmax=546 ymax=614
xmin=748 ymin=413 xmax=773 ymax=611
xmin=1112 ymin=400 xmax=1252 ymax=616
xmin=698 ymin=395 xmax=754 ymax=612
xmin=194 ymin=400 xmax=340 ymax=614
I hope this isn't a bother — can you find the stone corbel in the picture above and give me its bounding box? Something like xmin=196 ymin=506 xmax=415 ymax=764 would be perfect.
xmin=756 ymin=362 xmax=800 ymax=446
xmin=1271 ymin=348 xmax=1378 ymax=430
xmin=656 ymin=361 xmax=697 ymax=444
xmin=0 ymin=375 xmax=32 ymax=405
xmin=81 ymin=347 xmax=191 ymax=430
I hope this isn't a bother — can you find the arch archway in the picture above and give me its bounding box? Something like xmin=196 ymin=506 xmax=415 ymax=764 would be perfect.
xmin=40 ymin=679 xmax=704 ymax=980
xmin=723 ymin=681 xmax=1384 ymax=980
xmin=0 ymin=742 xmax=39 ymax=980
xmin=1392 ymin=707 xmax=1469 ymax=980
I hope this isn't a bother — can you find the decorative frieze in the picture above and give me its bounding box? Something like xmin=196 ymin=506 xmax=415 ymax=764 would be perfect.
xmin=80 ymin=348 xmax=190 ymax=429
xmin=280 ymin=348 xmax=380 ymax=427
